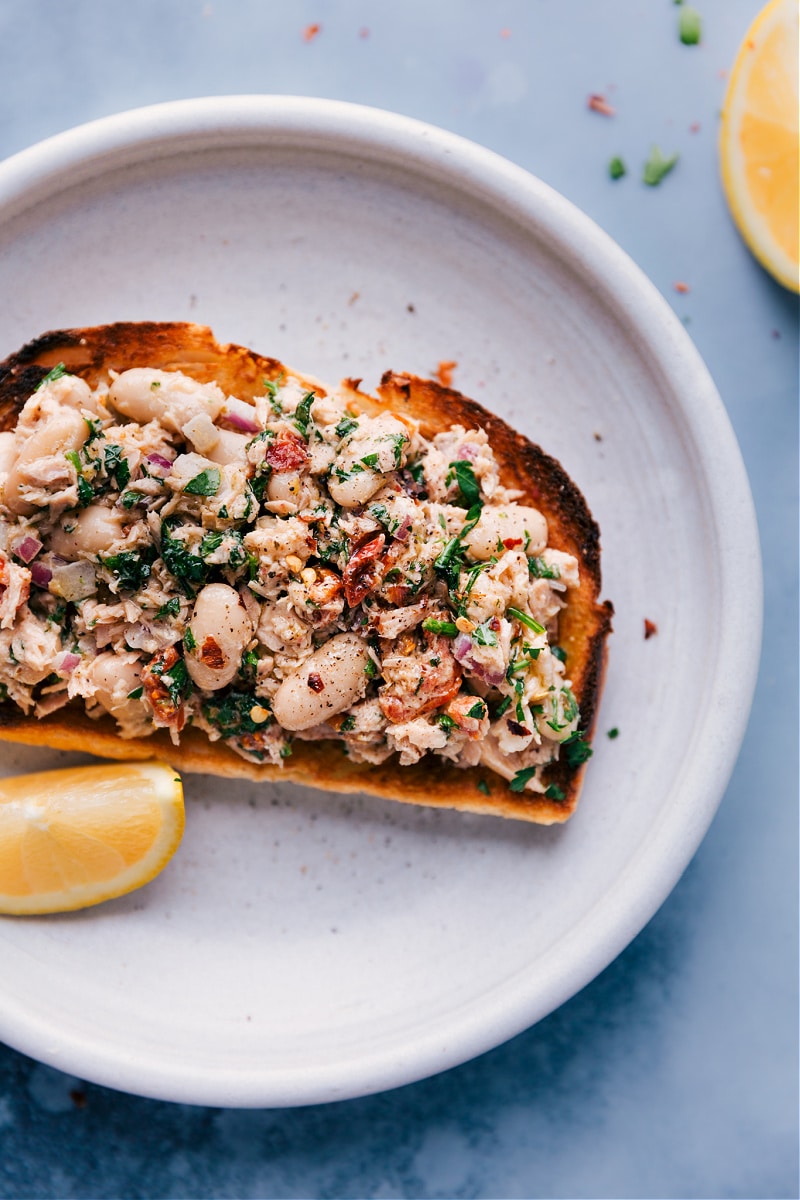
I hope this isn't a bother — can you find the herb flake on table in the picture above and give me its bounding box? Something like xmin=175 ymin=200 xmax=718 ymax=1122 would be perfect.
xmin=643 ymin=146 xmax=679 ymax=186
xmin=609 ymin=156 xmax=627 ymax=180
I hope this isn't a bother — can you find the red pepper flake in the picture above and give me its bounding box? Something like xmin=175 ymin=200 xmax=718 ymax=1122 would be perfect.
xmin=200 ymin=636 xmax=225 ymax=670
xmin=358 ymin=26 xmax=370 ymax=38
xmin=303 ymin=23 xmax=321 ymax=42
xmin=500 ymin=27 xmax=511 ymax=39
xmin=673 ymin=281 xmax=690 ymax=294
xmin=689 ymin=121 xmax=701 ymax=134
xmin=348 ymin=291 xmax=360 ymax=306
xmin=502 ymin=537 xmax=524 ymax=549
xmin=588 ymin=93 xmax=616 ymax=117
xmin=307 ymin=672 xmax=325 ymax=693
xmin=644 ymin=619 xmax=657 ymax=640
xmin=435 ymin=360 xmax=457 ymax=387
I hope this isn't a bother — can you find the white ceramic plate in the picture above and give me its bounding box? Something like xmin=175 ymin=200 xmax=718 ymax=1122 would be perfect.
xmin=0 ymin=96 xmax=761 ymax=1107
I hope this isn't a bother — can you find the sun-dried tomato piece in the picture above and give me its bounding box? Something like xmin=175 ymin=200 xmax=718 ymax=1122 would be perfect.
xmin=141 ymin=646 xmax=187 ymax=731
xmin=265 ymin=428 xmax=309 ymax=473
xmin=343 ymin=533 xmax=385 ymax=607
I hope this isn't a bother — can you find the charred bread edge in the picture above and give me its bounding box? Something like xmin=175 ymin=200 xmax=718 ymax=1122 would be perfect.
xmin=0 ymin=323 xmax=613 ymax=824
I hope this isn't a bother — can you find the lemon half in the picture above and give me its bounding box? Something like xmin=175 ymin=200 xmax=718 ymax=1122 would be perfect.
xmin=0 ymin=761 xmax=185 ymax=915
xmin=720 ymin=0 xmax=799 ymax=292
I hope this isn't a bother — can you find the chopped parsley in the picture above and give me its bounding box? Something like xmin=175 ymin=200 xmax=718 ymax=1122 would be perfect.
xmin=476 ymin=779 xmax=491 ymax=796
xmin=84 ymin=416 xmax=104 ymax=442
xmin=509 ymin=766 xmax=538 ymax=793
xmin=437 ymin=713 xmax=458 ymax=731
xmin=335 ymin=416 xmax=359 ymax=439
xmin=339 ymin=714 xmax=356 ymax=733
xmin=360 ymin=452 xmax=380 ymax=470
xmin=506 ymin=607 xmax=545 ymax=634
xmin=101 ymin=548 xmax=156 ymax=593
xmin=160 ymin=520 xmax=209 ymax=595
xmin=551 ymin=645 xmax=567 ymax=664
xmin=643 ymin=146 xmax=679 ymax=187
xmin=263 ymin=376 xmax=284 ymax=414
xmin=184 ymin=626 xmax=197 ymax=651
xmin=447 ymin=460 xmax=482 ymax=509
xmin=422 ymin=617 xmax=459 ymax=637
xmin=388 ymin=432 xmax=408 ymax=467
xmin=678 ymin=4 xmax=701 ymax=44
xmin=607 ymin=727 xmax=620 ymax=740
xmin=104 ymin=444 xmax=131 ymax=490
xmin=434 ymin=504 xmax=482 ymax=588
xmin=608 ymin=156 xmax=627 ymax=181
xmin=544 ymin=783 xmax=566 ymax=801
xmin=36 ymin=362 xmax=67 ymax=390
xmin=467 ymin=701 xmax=486 ymax=720
xmin=127 ymin=686 xmax=144 ymax=700
xmin=473 ymin=621 xmax=498 ymax=647
xmin=120 ymin=491 xmax=141 ymax=509
xmin=293 ymin=391 xmax=315 ymax=438
xmin=65 ymin=450 xmax=95 ymax=508
xmin=528 ymin=556 xmax=560 ymax=580
xmin=240 ymin=647 xmax=259 ymax=681
xmin=562 ymin=731 xmax=593 ymax=767
xmin=184 ymin=467 xmax=221 ymax=497
xmin=154 ymin=597 xmax=181 ymax=620
xmin=203 ymin=690 xmax=269 ymax=738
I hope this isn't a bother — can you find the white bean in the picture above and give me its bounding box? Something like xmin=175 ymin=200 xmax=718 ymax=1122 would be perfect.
xmin=463 ymin=504 xmax=548 ymax=561
xmin=266 ymin=472 xmax=302 ymax=504
xmin=44 ymin=374 xmax=98 ymax=414
xmin=0 ymin=431 xmax=16 ymax=476
xmin=185 ymin=583 xmax=254 ymax=691
xmin=4 ymin=408 xmax=88 ymax=515
xmin=205 ymin=430 xmax=250 ymax=466
xmin=89 ymin=651 xmax=142 ymax=714
xmin=50 ymin=505 xmax=128 ymax=558
xmin=327 ymin=414 xmax=409 ymax=508
xmin=271 ymin=633 xmax=371 ymax=731
xmin=109 ymin=369 xmax=225 ymax=431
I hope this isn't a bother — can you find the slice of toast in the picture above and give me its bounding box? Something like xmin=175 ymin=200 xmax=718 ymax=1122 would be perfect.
xmin=0 ymin=323 xmax=612 ymax=823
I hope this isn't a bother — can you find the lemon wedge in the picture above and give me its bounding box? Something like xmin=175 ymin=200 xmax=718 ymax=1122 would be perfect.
xmin=720 ymin=0 xmax=800 ymax=292
xmin=0 ymin=761 xmax=184 ymax=915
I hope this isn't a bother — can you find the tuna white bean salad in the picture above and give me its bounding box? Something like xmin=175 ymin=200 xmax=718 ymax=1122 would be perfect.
xmin=0 ymin=358 xmax=593 ymax=798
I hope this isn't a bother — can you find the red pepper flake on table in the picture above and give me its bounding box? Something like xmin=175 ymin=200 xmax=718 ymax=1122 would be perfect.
xmin=435 ymin=360 xmax=458 ymax=388
xmin=588 ymin=94 xmax=616 ymax=116
xmin=644 ymin=619 xmax=658 ymax=640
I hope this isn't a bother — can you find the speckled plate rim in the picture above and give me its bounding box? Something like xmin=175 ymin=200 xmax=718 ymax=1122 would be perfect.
xmin=0 ymin=96 xmax=762 ymax=1107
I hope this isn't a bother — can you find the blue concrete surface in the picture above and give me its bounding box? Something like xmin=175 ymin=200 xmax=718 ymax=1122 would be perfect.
xmin=0 ymin=1 xmax=797 ymax=1196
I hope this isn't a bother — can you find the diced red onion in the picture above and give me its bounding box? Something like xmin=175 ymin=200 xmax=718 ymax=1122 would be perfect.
xmin=13 ymin=535 xmax=43 ymax=563
xmin=49 ymin=561 xmax=97 ymax=602
xmin=457 ymin=443 xmax=479 ymax=461
xmin=145 ymin=453 xmax=173 ymax=474
xmin=30 ymin=561 xmax=53 ymax=588
xmin=54 ymin=651 xmax=81 ymax=675
xmin=452 ymin=633 xmax=505 ymax=687
xmin=222 ymin=397 xmax=261 ymax=434
xmin=453 ymin=633 xmax=474 ymax=663
xmin=393 ymin=515 xmax=412 ymax=542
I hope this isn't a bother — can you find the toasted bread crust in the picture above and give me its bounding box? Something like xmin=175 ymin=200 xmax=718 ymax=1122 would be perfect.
xmin=0 ymin=324 xmax=612 ymax=822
